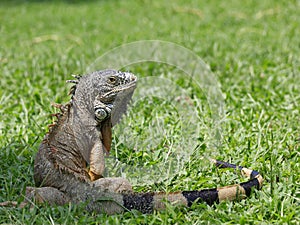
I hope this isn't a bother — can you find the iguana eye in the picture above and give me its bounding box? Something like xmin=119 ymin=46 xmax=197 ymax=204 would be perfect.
xmin=108 ymin=76 xmax=117 ymax=84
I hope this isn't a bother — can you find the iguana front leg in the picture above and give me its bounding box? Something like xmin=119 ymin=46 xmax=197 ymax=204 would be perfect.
xmin=88 ymin=141 xmax=106 ymax=181
xmin=88 ymin=118 xmax=112 ymax=181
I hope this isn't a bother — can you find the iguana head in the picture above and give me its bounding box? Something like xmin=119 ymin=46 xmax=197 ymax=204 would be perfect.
xmin=94 ymin=70 xmax=137 ymax=104
xmin=68 ymin=70 xmax=137 ymax=123
xmin=67 ymin=70 xmax=137 ymax=159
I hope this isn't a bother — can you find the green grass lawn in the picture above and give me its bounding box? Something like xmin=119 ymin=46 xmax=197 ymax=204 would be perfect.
xmin=0 ymin=0 xmax=299 ymax=224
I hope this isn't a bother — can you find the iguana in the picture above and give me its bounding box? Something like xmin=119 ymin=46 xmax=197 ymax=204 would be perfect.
xmin=1 ymin=69 xmax=263 ymax=214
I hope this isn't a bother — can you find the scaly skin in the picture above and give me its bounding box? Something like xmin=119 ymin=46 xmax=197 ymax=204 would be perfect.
xmin=0 ymin=70 xmax=263 ymax=214
xmin=32 ymin=70 xmax=136 ymax=214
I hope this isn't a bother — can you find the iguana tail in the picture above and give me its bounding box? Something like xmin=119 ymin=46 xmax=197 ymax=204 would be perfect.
xmin=0 ymin=159 xmax=263 ymax=214
xmin=119 ymin=159 xmax=263 ymax=213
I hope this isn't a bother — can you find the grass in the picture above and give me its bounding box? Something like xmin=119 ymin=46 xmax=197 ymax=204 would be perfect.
xmin=0 ymin=0 xmax=299 ymax=224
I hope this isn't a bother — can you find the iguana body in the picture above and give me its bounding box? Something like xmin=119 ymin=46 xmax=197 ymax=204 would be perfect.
xmin=1 ymin=70 xmax=263 ymax=214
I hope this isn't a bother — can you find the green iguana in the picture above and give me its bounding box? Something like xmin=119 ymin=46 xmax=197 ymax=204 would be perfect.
xmin=1 ymin=70 xmax=263 ymax=214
